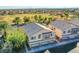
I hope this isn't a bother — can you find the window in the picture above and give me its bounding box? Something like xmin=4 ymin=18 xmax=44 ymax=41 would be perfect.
xmin=77 ymin=28 xmax=79 ymax=32
xmin=68 ymin=30 xmax=70 ymax=33
xmin=31 ymin=36 xmax=36 ymax=40
xmin=78 ymin=28 xmax=79 ymax=33
xmin=71 ymin=28 xmax=78 ymax=34
xmin=63 ymin=31 xmax=66 ymax=34
xmin=38 ymin=34 xmax=41 ymax=39
xmin=51 ymin=33 xmax=52 ymax=36
xmin=31 ymin=37 xmax=33 ymax=40
xmin=42 ymin=32 xmax=52 ymax=39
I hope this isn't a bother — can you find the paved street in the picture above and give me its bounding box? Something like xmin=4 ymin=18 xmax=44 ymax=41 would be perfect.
xmin=68 ymin=43 xmax=79 ymax=53
xmin=44 ymin=43 xmax=79 ymax=53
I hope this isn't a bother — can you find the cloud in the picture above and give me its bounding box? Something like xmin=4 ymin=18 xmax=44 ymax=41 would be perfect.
xmin=0 ymin=0 xmax=79 ymax=8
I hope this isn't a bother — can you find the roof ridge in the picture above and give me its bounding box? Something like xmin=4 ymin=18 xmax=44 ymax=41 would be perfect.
xmin=35 ymin=23 xmax=53 ymax=32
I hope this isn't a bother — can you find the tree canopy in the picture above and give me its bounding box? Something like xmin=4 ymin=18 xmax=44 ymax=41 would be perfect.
xmin=0 ymin=21 xmax=7 ymax=31
xmin=23 ymin=16 xmax=30 ymax=24
xmin=13 ymin=17 xmax=21 ymax=25
xmin=5 ymin=28 xmax=28 ymax=52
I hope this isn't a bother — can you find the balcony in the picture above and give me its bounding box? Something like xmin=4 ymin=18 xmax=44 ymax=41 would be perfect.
xmin=26 ymin=38 xmax=79 ymax=53
xmin=28 ymin=34 xmax=79 ymax=48
xmin=28 ymin=38 xmax=55 ymax=48
xmin=61 ymin=34 xmax=79 ymax=42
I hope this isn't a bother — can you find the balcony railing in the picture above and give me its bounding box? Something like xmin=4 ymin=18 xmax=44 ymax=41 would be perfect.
xmin=28 ymin=38 xmax=55 ymax=48
xmin=62 ymin=34 xmax=79 ymax=40
xmin=25 ymin=33 xmax=79 ymax=52
xmin=27 ymin=33 xmax=79 ymax=48
xmin=26 ymin=38 xmax=79 ymax=53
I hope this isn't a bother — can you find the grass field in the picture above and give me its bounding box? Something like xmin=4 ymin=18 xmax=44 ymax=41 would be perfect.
xmin=0 ymin=13 xmax=53 ymax=24
xmin=0 ymin=13 xmax=73 ymax=24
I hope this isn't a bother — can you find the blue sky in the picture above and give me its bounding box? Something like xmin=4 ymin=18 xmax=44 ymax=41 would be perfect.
xmin=0 ymin=0 xmax=79 ymax=9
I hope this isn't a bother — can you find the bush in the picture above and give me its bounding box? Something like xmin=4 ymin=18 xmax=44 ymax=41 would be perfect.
xmin=5 ymin=28 xmax=28 ymax=52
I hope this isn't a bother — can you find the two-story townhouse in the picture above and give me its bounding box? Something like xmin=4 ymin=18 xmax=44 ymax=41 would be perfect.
xmin=20 ymin=23 xmax=55 ymax=48
xmin=67 ymin=19 xmax=79 ymax=34
xmin=50 ymin=20 xmax=78 ymax=40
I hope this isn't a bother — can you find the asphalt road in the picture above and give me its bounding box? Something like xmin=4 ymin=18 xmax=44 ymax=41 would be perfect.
xmin=44 ymin=42 xmax=79 ymax=53
xmin=68 ymin=43 xmax=79 ymax=53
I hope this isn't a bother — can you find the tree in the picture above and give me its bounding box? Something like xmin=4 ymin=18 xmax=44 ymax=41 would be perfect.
xmin=23 ymin=16 xmax=30 ymax=24
xmin=13 ymin=17 xmax=21 ymax=25
xmin=77 ymin=13 xmax=79 ymax=19
xmin=0 ymin=21 xmax=7 ymax=31
xmin=48 ymin=17 xmax=52 ymax=21
xmin=42 ymin=17 xmax=47 ymax=24
xmin=45 ymin=20 xmax=50 ymax=25
xmin=64 ymin=11 xmax=69 ymax=19
xmin=43 ymin=17 xmax=52 ymax=25
xmin=0 ymin=42 xmax=13 ymax=53
xmin=5 ymin=28 xmax=28 ymax=52
xmin=34 ymin=15 xmax=38 ymax=22
xmin=0 ymin=21 xmax=8 ymax=39
xmin=38 ymin=15 xmax=43 ymax=23
xmin=60 ymin=14 xmax=64 ymax=18
xmin=64 ymin=13 xmax=69 ymax=18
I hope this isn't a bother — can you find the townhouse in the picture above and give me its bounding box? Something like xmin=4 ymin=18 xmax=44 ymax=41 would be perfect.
xmin=50 ymin=20 xmax=79 ymax=40
xmin=20 ymin=23 xmax=55 ymax=48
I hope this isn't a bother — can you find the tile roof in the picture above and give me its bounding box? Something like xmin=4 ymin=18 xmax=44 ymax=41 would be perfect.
xmin=68 ymin=19 xmax=79 ymax=27
xmin=51 ymin=20 xmax=76 ymax=31
xmin=21 ymin=23 xmax=44 ymax=36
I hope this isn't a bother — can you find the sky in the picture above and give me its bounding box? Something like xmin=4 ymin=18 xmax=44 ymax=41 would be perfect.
xmin=0 ymin=0 xmax=79 ymax=9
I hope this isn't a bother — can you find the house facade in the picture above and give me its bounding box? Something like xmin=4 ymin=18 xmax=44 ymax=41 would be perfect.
xmin=21 ymin=23 xmax=55 ymax=48
xmin=50 ymin=20 xmax=79 ymax=39
xmin=67 ymin=19 xmax=79 ymax=34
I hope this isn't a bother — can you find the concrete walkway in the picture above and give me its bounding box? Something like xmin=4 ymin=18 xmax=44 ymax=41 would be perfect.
xmin=44 ymin=50 xmax=50 ymax=53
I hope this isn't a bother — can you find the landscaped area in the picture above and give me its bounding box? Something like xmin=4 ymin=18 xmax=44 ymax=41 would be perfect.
xmin=0 ymin=8 xmax=79 ymax=53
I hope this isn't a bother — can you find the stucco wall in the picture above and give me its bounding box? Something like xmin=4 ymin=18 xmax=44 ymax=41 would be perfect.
xmin=28 ymin=29 xmax=55 ymax=47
